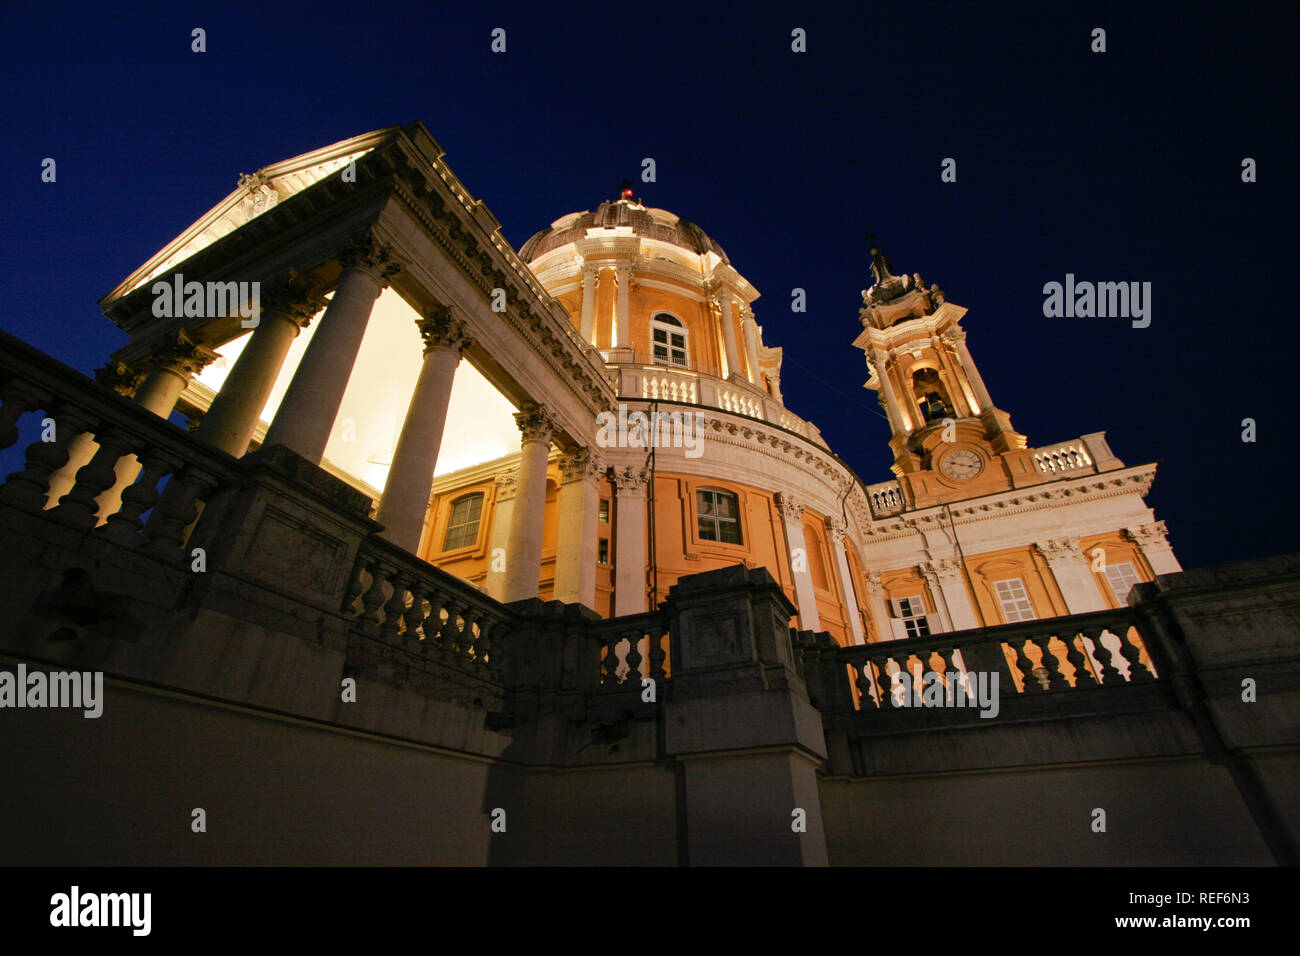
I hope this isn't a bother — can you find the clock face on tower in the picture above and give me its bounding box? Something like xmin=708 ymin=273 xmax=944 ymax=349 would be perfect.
xmin=940 ymin=449 xmax=984 ymax=480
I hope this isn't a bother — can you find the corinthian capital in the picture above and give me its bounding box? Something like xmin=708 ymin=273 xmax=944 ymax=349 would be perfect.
xmin=259 ymin=280 xmax=328 ymax=329
xmin=339 ymin=231 xmax=405 ymax=285
xmin=922 ymin=556 xmax=965 ymax=582
xmin=416 ymin=304 xmax=472 ymax=354
xmin=1125 ymin=522 xmax=1170 ymax=547
xmin=1035 ymin=536 xmax=1083 ymax=562
xmin=95 ymin=360 xmax=146 ymax=396
xmin=559 ymin=447 xmax=603 ymax=483
xmin=824 ymin=515 xmax=848 ymax=544
xmin=513 ymin=403 xmax=557 ymax=444
xmin=774 ymin=491 xmax=805 ymax=521
xmin=612 ymin=465 xmax=648 ymax=491
xmin=149 ymin=329 xmax=219 ymax=378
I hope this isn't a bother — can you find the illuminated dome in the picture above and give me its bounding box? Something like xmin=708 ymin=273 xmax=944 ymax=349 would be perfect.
xmin=520 ymin=199 xmax=730 ymax=265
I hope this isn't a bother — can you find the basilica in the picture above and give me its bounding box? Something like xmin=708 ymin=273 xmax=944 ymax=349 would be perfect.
xmin=3 ymin=121 xmax=1291 ymax=867
xmin=82 ymin=124 xmax=1178 ymax=648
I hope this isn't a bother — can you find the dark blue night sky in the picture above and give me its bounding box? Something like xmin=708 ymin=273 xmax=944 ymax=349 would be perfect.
xmin=2 ymin=1 xmax=1295 ymax=570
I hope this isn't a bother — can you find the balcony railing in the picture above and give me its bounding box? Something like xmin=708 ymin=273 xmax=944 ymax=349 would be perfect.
xmin=866 ymin=479 xmax=905 ymax=517
xmin=1032 ymin=439 xmax=1095 ymax=475
xmin=823 ymin=607 xmax=1158 ymax=715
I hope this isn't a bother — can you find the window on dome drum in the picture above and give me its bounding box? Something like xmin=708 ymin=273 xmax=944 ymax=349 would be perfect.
xmin=599 ymin=499 xmax=610 ymax=523
xmin=598 ymin=538 xmax=609 ymax=565
xmin=442 ymin=493 xmax=483 ymax=551
xmin=651 ymin=313 xmax=689 ymax=368
xmin=994 ymin=577 xmax=1037 ymax=622
xmin=890 ymin=596 xmax=930 ymax=640
xmin=1103 ymin=562 xmax=1142 ymax=602
xmin=697 ymin=489 xmax=742 ymax=544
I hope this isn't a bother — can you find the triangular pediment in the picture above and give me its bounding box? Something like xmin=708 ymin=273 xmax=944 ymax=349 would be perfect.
xmin=102 ymin=126 xmax=399 ymax=305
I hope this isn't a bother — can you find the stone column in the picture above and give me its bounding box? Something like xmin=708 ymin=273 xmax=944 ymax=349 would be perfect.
xmin=922 ymin=557 xmax=980 ymax=631
xmin=870 ymin=348 xmax=908 ymax=435
xmin=46 ymin=332 xmax=216 ymax=512
xmin=612 ymin=465 xmax=648 ymax=615
xmin=1125 ymin=521 xmax=1183 ymax=575
xmin=193 ymin=284 xmax=325 ymax=457
xmin=579 ymin=264 xmax=599 ymax=344
xmin=375 ymin=306 xmax=473 ymax=553
xmin=947 ymin=330 xmax=995 ymax=415
xmin=1036 ymin=537 xmax=1108 ymax=613
xmin=864 ymin=570 xmax=893 ymax=642
xmin=825 ymin=517 xmax=865 ymax=644
xmin=484 ymin=470 xmax=518 ymax=601
xmin=502 ymin=404 xmax=557 ymax=603
xmin=614 ymin=261 xmax=633 ymax=349
xmin=741 ymin=306 xmax=762 ymax=386
xmin=263 ymin=233 xmax=402 ymax=463
xmin=714 ymin=290 xmax=741 ymax=380
xmin=776 ymin=492 xmax=821 ymax=631
xmin=768 ymin=368 xmax=784 ymax=405
xmin=553 ymin=448 xmax=602 ymax=608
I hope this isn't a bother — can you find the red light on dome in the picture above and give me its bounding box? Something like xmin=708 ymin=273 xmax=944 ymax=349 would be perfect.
xmin=621 ymin=188 xmax=634 ymax=199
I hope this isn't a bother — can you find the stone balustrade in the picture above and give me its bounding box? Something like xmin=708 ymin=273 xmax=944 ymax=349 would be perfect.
xmin=1032 ymin=439 xmax=1095 ymax=475
xmin=589 ymin=610 xmax=670 ymax=689
xmin=795 ymin=606 xmax=1157 ymax=718
xmin=866 ymin=479 xmax=905 ymax=516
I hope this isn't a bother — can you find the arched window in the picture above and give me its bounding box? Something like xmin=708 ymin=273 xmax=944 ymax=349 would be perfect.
xmin=651 ymin=313 xmax=689 ymax=368
xmin=697 ymin=488 xmax=742 ymax=544
xmin=443 ymin=493 xmax=484 ymax=550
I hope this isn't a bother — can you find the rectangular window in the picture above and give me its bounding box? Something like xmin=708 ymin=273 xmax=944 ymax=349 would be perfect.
xmin=442 ymin=493 xmax=483 ymax=551
xmin=697 ymin=489 xmax=742 ymax=544
xmin=599 ymin=499 xmax=610 ymax=523
xmin=891 ymin=596 xmax=930 ymax=639
xmin=1103 ymin=562 xmax=1141 ymax=602
xmin=994 ymin=578 xmax=1037 ymax=622
xmin=598 ymin=538 xmax=610 ymax=564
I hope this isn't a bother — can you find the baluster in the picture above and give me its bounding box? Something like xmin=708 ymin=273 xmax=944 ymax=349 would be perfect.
xmin=422 ymin=592 xmax=447 ymax=654
xmin=1035 ymin=636 xmax=1067 ymax=690
xmin=648 ymin=626 xmax=667 ymax=680
xmin=1116 ymin=627 xmax=1153 ymax=682
xmin=440 ymin=600 xmax=463 ymax=664
xmin=1079 ymin=627 xmax=1117 ymax=684
xmin=403 ymin=584 xmax=428 ymax=643
xmin=0 ymin=380 xmax=47 ymax=452
xmin=380 ymin=575 xmax=408 ymax=642
xmin=358 ymin=563 xmax=388 ymax=632
xmin=853 ymin=660 xmax=876 ymax=710
xmin=50 ymin=427 xmax=136 ymax=528
xmin=874 ymin=656 xmax=898 ymax=709
xmin=460 ymin=610 xmax=481 ymax=665
xmin=476 ymin=618 xmax=496 ymax=675
xmin=144 ymin=467 xmax=216 ymax=556
xmin=0 ymin=405 xmax=95 ymax=510
xmin=1063 ymin=631 xmax=1096 ymax=687
xmin=625 ymin=630 xmax=643 ymax=685
xmin=1005 ymin=641 xmax=1036 ymax=694
xmin=99 ymin=447 xmax=178 ymax=544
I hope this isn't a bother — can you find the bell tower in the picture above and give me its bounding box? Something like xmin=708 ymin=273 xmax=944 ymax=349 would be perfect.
xmin=852 ymin=239 xmax=1045 ymax=509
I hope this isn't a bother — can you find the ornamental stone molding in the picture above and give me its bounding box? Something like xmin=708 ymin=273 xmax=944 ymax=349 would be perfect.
xmin=416 ymin=305 xmax=473 ymax=354
xmin=612 ymin=465 xmax=648 ymax=491
xmin=95 ymin=361 xmax=146 ymax=396
xmin=558 ymin=448 xmax=602 ymax=483
xmin=513 ymin=403 xmax=557 ymax=444
xmin=867 ymin=570 xmax=884 ymax=590
xmin=339 ymin=232 xmax=405 ymax=285
xmin=774 ymin=492 xmax=805 ymax=522
xmin=493 ymin=468 xmax=519 ymax=500
xmin=1125 ymin=521 xmax=1171 ymax=547
xmin=149 ymin=329 xmax=219 ymax=378
xmin=259 ymin=281 xmax=328 ymax=329
xmin=921 ymin=556 xmax=966 ymax=582
xmin=824 ymin=515 xmax=848 ymax=544
xmin=1036 ymin=536 xmax=1084 ymax=562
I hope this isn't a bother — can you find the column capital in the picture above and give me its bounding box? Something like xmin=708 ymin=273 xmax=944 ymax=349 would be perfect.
xmin=774 ymin=491 xmax=805 ymax=522
xmin=95 ymin=360 xmax=146 ymax=396
xmin=339 ymin=231 xmax=405 ymax=286
xmin=1036 ymin=536 xmax=1083 ymax=562
xmin=513 ymin=403 xmax=557 ymax=444
xmin=416 ymin=304 xmax=473 ymax=355
xmin=613 ymin=259 xmax=636 ymax=281
xmin=921 ymin=556 xmax=965 ymax=583
xmin=559 ymin=447 xmax=603 ymax=483
xmin=1124 ymin=521 xmax=1170 ymax=547
xmin=260 ymin=281 xmax=329 ymax=329
xmin=493 ymin=468 xmax=520 ymax=501
xmin=612 ymin=465 xmax=648 ymax=491
xmin=581 ymin=262 xmax=601 ymax=282
xmin=824 ymin=514 xmax=848 ymax=544
xmin=867 ymin=569 xmax=884 ymax=591
xmin=149 ymin=329 xmax=220 ymax=378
